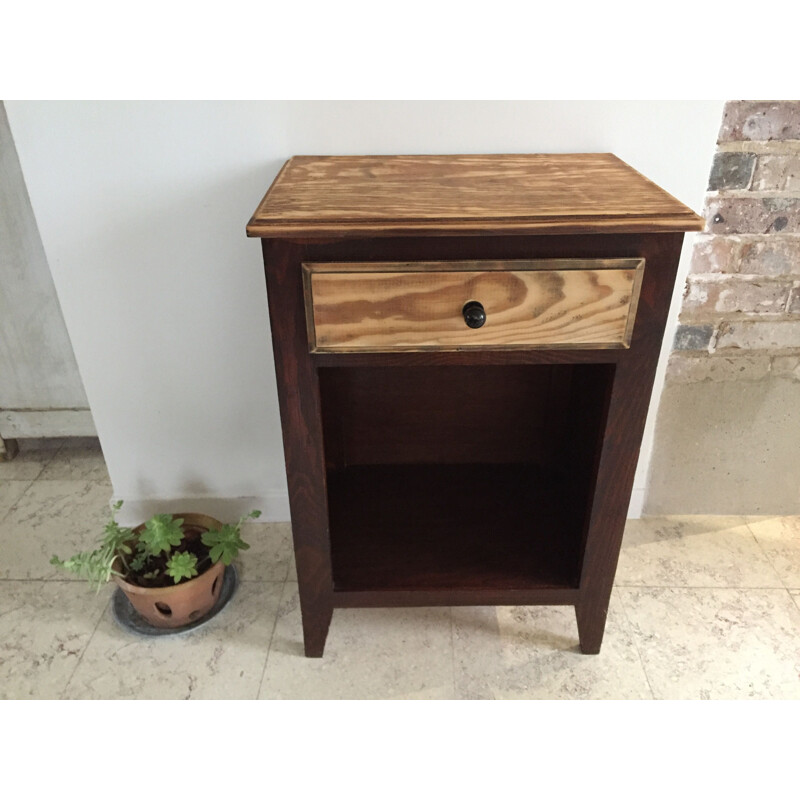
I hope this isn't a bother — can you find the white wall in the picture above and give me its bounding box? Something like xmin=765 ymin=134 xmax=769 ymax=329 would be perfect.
xmin=0 ymin=102 xmax=91 ymax=431
xmin=5 ymin=101 xmax=723 ymax=522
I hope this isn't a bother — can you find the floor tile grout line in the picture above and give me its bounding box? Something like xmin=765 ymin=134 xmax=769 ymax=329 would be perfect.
xmin=0 ymin=463 xmax=46 ymax=484
xmin=255 ymin=577 xmax=288 ymax=700
xmin=742 ymin=518 xmax=792 ymax=591
xmin=0 ymin=478 xmax=35 ymax=526
xmin=615 ymin=589 xmax=658 ymax=701
xmin=31 ymin=439 xmax=67 ymax=482
xmin=11 ymin=439 xmax=109 ymax=485
xmin=59 ymin=594 xmax=112 ymax=700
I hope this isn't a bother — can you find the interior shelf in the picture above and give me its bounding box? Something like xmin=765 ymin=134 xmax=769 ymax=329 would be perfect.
xmin=327 ymin=463 xmax=584 ymax=592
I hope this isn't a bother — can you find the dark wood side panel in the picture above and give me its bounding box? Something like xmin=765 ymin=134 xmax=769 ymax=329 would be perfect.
xmin=261 ymin=239 xmax=333 ymax=657
xmin=574 ymin=233 xmax=685 ymax=652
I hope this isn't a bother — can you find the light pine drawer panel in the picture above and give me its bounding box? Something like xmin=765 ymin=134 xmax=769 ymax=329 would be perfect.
xmin=303 ymin=259 xmax=644 ymax=352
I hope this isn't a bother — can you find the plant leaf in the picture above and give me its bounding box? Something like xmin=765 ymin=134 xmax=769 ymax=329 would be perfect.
xmin=201 ymin=522 xmax=251 ymax=566
xmin=50 ymin=499 xmax=133 ymax=592
xmin=129 ymin=548 xmax=148 ymax=573
xmin=165 ymin=552 xmax=198 ymax=584
xmin=139 ymin=514 xmax=184 ymax=557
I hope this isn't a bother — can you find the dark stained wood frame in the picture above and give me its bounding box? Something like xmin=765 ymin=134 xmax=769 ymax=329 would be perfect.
xmin=260 ymin=231 xmax=685 ymax=657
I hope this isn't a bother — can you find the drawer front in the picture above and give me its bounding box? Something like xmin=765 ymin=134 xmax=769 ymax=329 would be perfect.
xmin=303 ymin=259 xmax=644 ymax=352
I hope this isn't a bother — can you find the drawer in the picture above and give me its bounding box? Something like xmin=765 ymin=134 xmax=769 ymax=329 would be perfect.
xmin=303 ymin=259 xmax=644 ymax=353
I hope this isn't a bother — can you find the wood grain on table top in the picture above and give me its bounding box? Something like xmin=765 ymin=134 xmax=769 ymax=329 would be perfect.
xmin=246 ymin=154 xmax=704 ymax=237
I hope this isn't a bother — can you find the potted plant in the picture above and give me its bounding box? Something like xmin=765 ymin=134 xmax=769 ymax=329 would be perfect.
xmin=51 ymin=501 xmax=260 ymax=629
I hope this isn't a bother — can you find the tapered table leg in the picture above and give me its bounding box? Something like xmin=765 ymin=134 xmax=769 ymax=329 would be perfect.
xmin=575 ymin=601 xmax=608 ymax=655
xmin=262 ymin=239 xmax=335 ymax=658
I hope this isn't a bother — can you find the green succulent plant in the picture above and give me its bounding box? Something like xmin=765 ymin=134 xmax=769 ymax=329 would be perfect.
xmin=140 ymin=514 xmax=185 ymax=556
xmin=202 ymin=513 xmax=256 ymax=565
xmin=165 ymin=551 xmax=199 ymax=583
xmin=49 ymin=500 xmax=130 ymax=591
xmin=51 ymin=503 xmax=259 ymax=590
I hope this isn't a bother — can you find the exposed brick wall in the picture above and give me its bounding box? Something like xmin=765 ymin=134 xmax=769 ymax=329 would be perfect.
xmin=668 ymin=101 xmax=800 ymax=383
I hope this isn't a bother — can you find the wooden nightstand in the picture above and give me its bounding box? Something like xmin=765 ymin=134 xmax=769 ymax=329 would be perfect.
xmin=247 ymin=154 xmax=703 ymax=657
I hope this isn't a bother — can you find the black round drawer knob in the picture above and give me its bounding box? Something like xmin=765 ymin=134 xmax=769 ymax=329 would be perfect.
xmin=462 ymin=300 xmax=486 ymax=329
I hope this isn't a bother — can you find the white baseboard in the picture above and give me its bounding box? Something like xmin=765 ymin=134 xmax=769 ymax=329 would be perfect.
xmin=0 ymin=408 xmax=96 ymax=438
xmin=112 ymin=491 xmax=291 ymax=526
xmin=627 ymin=486 xmax=646 ymax=520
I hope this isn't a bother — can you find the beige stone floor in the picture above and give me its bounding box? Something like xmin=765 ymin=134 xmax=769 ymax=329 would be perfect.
xmin=1 ymin=438 xmax=799 ymax=700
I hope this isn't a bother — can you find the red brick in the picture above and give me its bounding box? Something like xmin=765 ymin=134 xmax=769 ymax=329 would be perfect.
xmin=689 ymin=235 xmax=740 ymax=274
xmin=787 ymin=283 xmax=800 ymax=314
xmin=751 ymin=154 xmax=800 ymax=191
xmin=673 ymin=324 xmax=714 ymax=351
xmin=739 ymin=238 xmax=800 ymax=276
xmin=705 ymin=197 xmax=800 ymax=235
xmin=718 ymin=101 xmax=800 ymax=142
xmin=708 ymin=152 xmax=755 ymax=190
xmin=715 ymin=320 xmax=800 ymax=351
xmin=682 ymin=276 xmax=789 ymax=316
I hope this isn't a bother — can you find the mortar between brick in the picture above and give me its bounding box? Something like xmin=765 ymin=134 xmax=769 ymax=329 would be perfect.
xmin=686 ymin=274 xmax=798 ymax=284
xmin=716 ymin=141 xmax=800 ymax=154
xmin=707 ymin=190 xmax=800 ymax=199
xmin=709 ymin=233 xmax=800 ymax=240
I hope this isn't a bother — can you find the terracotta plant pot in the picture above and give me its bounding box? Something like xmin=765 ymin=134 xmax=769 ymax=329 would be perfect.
xmin=112 ymin=512 xmax=226 ymax=629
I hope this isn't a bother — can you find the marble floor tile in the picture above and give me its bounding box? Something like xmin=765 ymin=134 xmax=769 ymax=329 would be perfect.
xmin=62 ymin=581 xmax=282 ymax=699
xmin=452 ymin=595 xmax=652 ymax=700
xmin=0 ymin=479 xmax=32 ymax=523
xmin=0 ymin=480 xmax=113 ymax=579
xmin=39 ymin=438 xmax=109 ymax=482
xmin=0 ymin=581 xmax=110 ymax=699
xmin=744 ymin=516 xmax=800 ymax=589
xmin=236 ymin=521 xmax=293 ymax=582
xmin=791 ymin=591 xmax=800 ymax=612
xmin=616 ymin=516 xmax=782 ymax=588
xmin=620 ymin=587 xmax=800 ymax=699
xmin=0 ymin=438 xmax=64 ymax=481
xmin=259 ymin=583 xmax=455 ymax=699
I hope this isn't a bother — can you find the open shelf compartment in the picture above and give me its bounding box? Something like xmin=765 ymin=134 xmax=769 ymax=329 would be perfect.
xmin=318 ymin=364 xmax=614 ymax=595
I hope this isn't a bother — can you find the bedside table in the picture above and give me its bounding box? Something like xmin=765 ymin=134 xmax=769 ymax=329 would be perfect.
xmin=247 ymin=154 xmax=703 ymax=657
